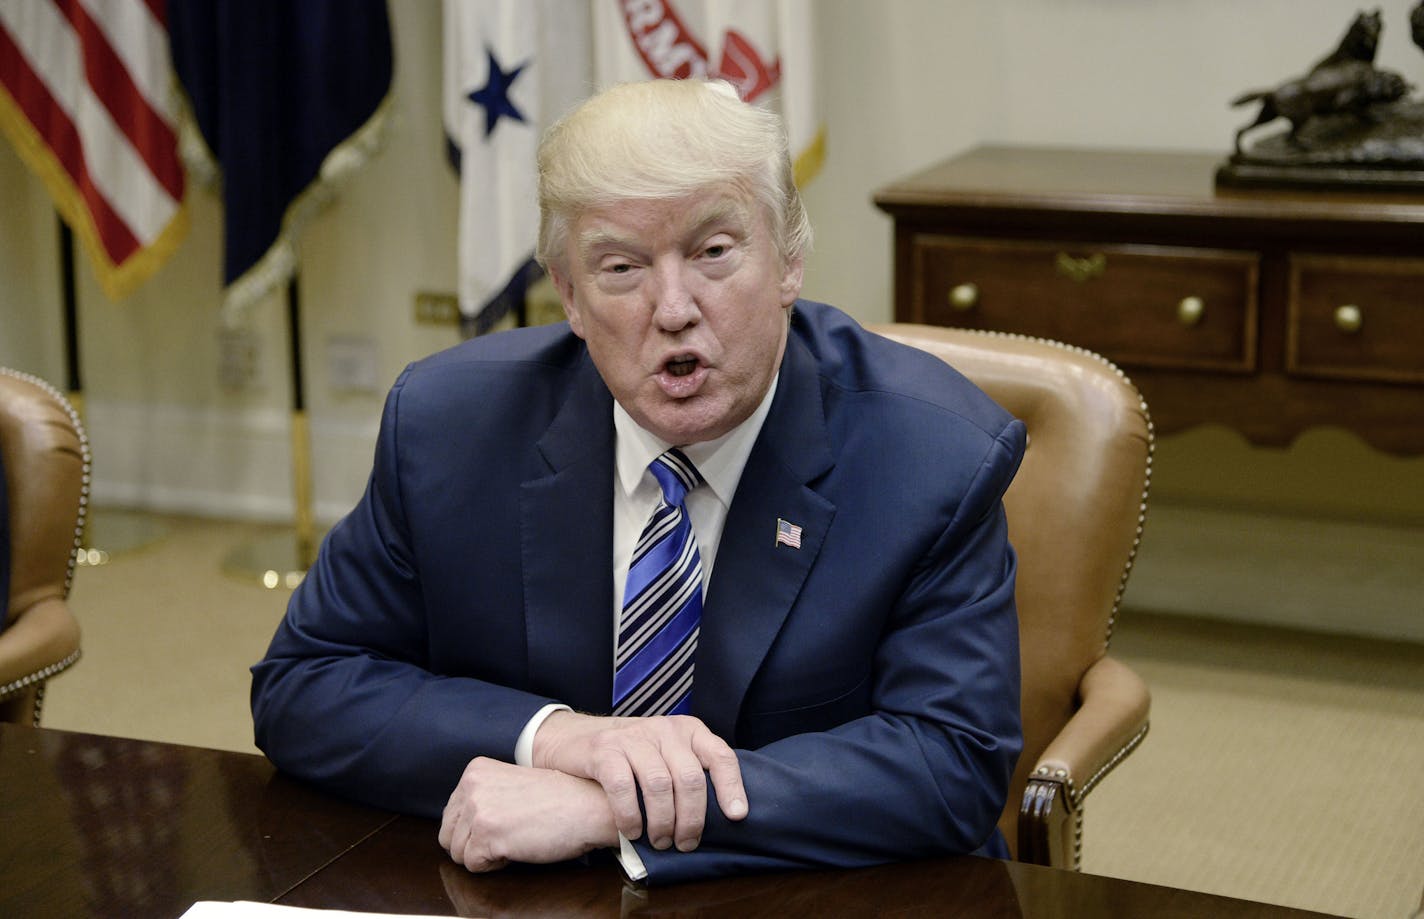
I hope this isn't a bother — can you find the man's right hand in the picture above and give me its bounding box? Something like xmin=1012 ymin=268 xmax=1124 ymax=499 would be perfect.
xmin=530 ymin=711 xmax=748 ymax=853
xmin=439 ymin=757 xmax=617 ymax=872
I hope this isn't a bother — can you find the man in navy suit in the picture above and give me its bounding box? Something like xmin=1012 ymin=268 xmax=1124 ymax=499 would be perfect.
xmin=251 ymin=79 xmax=1025 ymax=884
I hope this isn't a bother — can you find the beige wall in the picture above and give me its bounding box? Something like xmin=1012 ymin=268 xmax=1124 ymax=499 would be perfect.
xmin=1 ymin=0 xmax=1421 ymax=526
xmin=802 ymin=0 xmax=1424 ymax=528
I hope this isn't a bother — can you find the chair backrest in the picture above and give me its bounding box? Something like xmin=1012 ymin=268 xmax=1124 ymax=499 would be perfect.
xmin=868 ymin=324 xmax=1152 ymax=858
xmin=0 ymin=368 xmax=88 ymax=725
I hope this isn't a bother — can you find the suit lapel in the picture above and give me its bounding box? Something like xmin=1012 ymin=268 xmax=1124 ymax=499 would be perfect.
xmin=522 ymin=355 xmax=617 ymax=715
xmin=694 ymin=330 xmax=836 ymax=741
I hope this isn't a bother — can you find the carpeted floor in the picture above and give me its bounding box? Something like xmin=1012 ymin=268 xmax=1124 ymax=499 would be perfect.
xmin=1080 ymin=614 xmax=1424 ymax=919
xmin=39 ymin=512 xmax=1424 ymax=919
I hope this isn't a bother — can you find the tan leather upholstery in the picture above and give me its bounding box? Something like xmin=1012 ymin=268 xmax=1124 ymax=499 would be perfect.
xmin=868 ymin=324 xmax=1152 ymax=870
xmin=0 ymin=368 xmax=87 ymax=725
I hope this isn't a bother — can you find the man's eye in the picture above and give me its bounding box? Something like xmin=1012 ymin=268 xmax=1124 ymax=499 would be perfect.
xmin=607 ymin=263 xmax=632 ymax=274
xmin=704 ymin=244 xmax=728 ymax=258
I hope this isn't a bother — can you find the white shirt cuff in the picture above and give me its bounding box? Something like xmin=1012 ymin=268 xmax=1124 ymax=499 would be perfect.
xmin=513 ymin=702 xmax=571 ymax=767
xmin=617 ymin=833 xmax=649 ymax=881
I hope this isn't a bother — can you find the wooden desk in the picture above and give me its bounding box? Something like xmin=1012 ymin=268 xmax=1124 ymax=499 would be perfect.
xmin=1 ymin=724 xmax=1336 ymax=917
xmin=873 ymin=145 xmax=1424 ymax=455
xmin=0 ymin=723 xmax=396 ymax=916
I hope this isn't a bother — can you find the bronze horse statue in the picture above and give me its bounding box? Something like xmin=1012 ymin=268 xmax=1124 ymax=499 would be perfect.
xmin=1231 ymin=8 xmax=1411 ymax=153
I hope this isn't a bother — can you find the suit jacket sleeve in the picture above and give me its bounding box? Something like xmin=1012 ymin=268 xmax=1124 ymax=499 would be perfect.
xmin=636 ymin=416 xmax=1025 ymax=884
xmin=250 ymin=367 xmax=557 ymax=817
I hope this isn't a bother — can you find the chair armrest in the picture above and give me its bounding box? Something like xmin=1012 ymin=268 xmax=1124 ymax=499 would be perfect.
xmin=1018 ymin=655 xmax=1150 ymax=868
xmin=0 ymin=597 xmax=82 ymax=701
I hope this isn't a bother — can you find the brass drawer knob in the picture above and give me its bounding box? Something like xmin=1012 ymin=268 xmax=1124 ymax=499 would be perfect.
xmin=948 ymin=283 xmax=979 ymax=311
xmin=1333 ymin=304 xmax=1363 ymax=333
xmin=1177 ymin=296 xmax=1205 ymax=326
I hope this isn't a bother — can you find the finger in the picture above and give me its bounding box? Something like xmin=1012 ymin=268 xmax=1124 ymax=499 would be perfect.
xmin=692 ymin=729 xmax=748 ymax=820
xmin=660 ymin=741 xmax=708 ymax=851
xmin=622 ymin=741 xmax=678 ymax=849
xmin=441 ymin=814 xmax=469 ymax=865
xmin=437 ymin=810 xmax=454 ymax=851
xmin=464 ymin=853 xmax=508 ymax=874
xmin=445 ymin=814 xmax=507 ymax=873
xmin=591 ymin=745 xmax=647 ymax=842
xmin=438 ymin=792 xmax=463 ymax=852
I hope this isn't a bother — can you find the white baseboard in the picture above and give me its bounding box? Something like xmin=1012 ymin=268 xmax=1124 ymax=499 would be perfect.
xmin=1123 ymin=502 xmax=1424 ymax=644
xmin=83 ymin=399 xmax=377 ymax=525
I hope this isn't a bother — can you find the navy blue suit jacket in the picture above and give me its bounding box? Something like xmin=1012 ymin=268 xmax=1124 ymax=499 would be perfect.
xmin=251 ymin=301 xmax=1025 ymax=883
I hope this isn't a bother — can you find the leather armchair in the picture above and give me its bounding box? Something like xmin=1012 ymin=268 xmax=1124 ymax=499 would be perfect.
xmin=0 ymin=368 xmax=88 ymax=726
xmin=869 ymin=324 xmax=1152 ymax=870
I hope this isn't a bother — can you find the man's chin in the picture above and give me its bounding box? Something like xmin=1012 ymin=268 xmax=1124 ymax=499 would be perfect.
xmin=641 ymin=399 xmax=735 ymax=447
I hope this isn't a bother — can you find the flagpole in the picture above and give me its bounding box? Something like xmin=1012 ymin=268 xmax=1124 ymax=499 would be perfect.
xmin=221 ymin=272 xmax=317 ymax=589
xmin=55 ymin=215 xmax=169 ymax=566
xmin=57 ymin=218 xmax=82 ymax=418
xmin=285 ymin=273 xmax=317 ymax=570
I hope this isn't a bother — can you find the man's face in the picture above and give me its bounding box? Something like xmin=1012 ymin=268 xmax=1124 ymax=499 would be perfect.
xmin=552 ymin=187 xmax=804 ymax=446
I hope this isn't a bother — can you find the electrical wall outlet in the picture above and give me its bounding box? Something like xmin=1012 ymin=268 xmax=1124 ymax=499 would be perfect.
xmin=414 ymin=291 xmax=460 ymax=326
xmin=326 ymin=335 xmax=380 ymax=393
xmin=217 ymin=326 xmax=261 ymax=389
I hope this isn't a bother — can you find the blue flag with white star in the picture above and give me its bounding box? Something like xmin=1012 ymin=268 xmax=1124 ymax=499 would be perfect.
xmin=443 ymin=0 xmax=591 ymax=333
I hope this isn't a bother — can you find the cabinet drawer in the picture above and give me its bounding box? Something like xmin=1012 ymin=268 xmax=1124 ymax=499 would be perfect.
xmin=1288 ymin=255 xmax=1424 ymax=385
xmin=909 ymin=235 xmax=1259 ymax=371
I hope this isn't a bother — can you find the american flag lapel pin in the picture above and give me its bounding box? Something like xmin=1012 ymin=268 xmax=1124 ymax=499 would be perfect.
xmin=775 ymin=518 xmax=803 ymax=549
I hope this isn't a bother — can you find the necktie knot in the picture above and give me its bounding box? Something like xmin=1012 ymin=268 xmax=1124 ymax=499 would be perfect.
xmin=650 ymin=449 xmax=702 ymax=506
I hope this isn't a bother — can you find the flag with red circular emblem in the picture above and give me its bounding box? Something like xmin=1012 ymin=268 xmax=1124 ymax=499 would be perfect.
xmin=594 ymin=0 xmax=824 ymax=187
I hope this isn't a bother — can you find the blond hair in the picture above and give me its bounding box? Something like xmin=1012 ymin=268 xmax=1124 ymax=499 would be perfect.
xmin=536 ymin=79 xmax=811 ymax=274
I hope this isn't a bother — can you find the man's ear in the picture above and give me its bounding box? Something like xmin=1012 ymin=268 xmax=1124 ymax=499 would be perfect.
xmin=779 ymin=255 xmax=804 ymax=307
xmin=549 ymin=265 xmax=584 ymax=338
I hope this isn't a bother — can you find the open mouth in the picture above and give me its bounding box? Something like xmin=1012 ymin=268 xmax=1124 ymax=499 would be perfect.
xmin=665 ymin=356 xmax=699 ymax=377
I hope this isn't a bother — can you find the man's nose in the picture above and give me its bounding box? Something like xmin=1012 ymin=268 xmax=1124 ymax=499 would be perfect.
xmin=650 ymin=262 xmax=700 ymax=330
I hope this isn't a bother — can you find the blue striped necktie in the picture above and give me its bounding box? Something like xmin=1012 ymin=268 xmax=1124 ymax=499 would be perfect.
xmin=613 ymin=449 xmax=704 ymax=717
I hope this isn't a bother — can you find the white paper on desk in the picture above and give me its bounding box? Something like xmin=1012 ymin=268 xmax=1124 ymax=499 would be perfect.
xmin=179 ymin=902 xmax=449 ymax=919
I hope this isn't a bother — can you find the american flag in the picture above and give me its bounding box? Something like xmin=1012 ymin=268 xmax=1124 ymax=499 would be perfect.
xmin=0 ymin=0 xmax=186 ymax=301
xmin=775 ymin=517 xmax=803 ymax=549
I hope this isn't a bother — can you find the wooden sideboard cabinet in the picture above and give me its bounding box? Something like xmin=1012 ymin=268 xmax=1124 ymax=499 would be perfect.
xmin=873 ymin=145 xmax=1424 ymax=455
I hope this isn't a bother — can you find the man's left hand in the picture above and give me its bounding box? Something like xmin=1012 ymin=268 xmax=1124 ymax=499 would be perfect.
xmin=529 ymin=711 xmax=748 ymax=853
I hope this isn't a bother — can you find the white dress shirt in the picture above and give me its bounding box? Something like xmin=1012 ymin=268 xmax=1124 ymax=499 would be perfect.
xmin=514 ymin=374 xmax=779 ymax=879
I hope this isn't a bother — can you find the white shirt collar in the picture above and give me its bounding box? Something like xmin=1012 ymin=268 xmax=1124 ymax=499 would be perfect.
xmin=614 ymin=372 xmax=780 ymax=508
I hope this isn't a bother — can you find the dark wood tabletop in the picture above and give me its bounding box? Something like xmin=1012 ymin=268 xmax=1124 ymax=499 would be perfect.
xmin=1 ymin=723 xmax=1340 ymax=918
